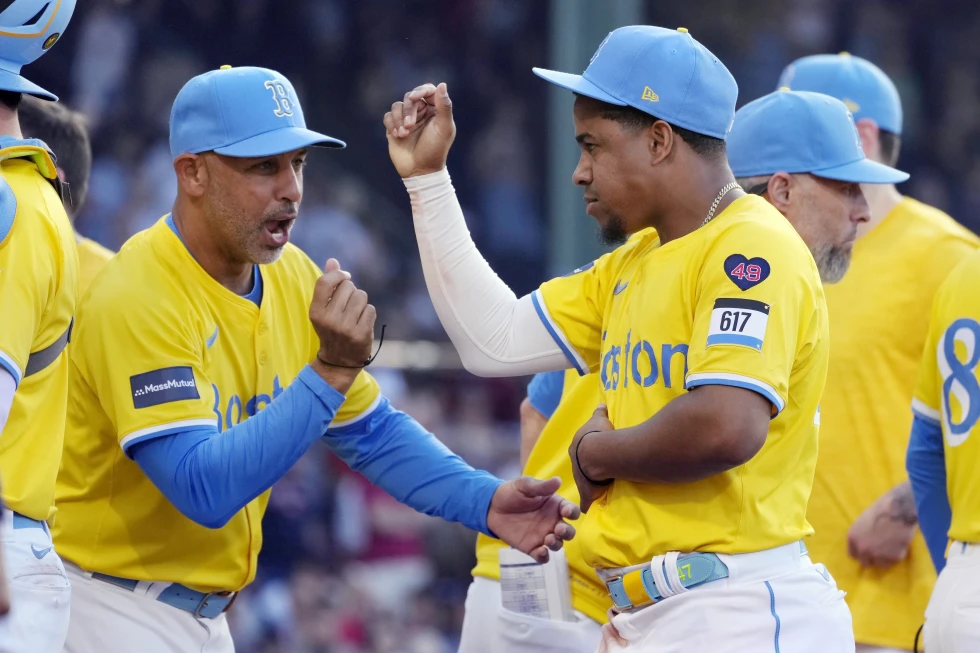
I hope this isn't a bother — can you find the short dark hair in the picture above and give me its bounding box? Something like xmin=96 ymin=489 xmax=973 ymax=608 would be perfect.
xmin=18 ymin=96 xmax=92 ymax=216
xmin=0 ymin=90 xmax=22 ymax=111
xmin=878 ymin=129 xmax=901 ymax=168
xmin=597 ymin=102 xmax=727 ymax=160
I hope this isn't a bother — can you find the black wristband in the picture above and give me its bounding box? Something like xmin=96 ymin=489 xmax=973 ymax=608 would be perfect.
xmin=575 ymin=430 xmax=613 ymax=486
xmin=316 ymin=324 xmax=387 ymax=369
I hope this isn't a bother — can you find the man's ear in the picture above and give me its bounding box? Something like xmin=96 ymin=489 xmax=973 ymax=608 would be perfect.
xmin=766 ymin=172 xmax=794 ymax=213
xmin=648 ymin=120 xmax=674 ymax=165
xmin=173 ymin=153 xmax=208 ymax=198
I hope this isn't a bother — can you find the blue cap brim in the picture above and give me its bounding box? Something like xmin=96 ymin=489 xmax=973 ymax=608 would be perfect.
xmin=813 ymin=157 xmax=909 ymax=184
xmin=213 ymin=126 xmax=346 ymax=157
xmin=0 ymin=68 xmax=56 ymax=101
xmin=532 ymin=68 xmax=627 ymax=106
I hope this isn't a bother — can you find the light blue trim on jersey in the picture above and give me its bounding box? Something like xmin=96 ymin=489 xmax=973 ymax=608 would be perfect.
xmin=131 ymin=365 xmax=347 ymax=528
xmin=530 ymin=290 xmax=588 ymax=375
xmin=0 ymin=176 xmax=16 ymax=246
xmin=765 ymin=581 xmax=781 ymax=653
xmin=706 ymin=333 xmax=764 ymax=350
xmin=907 ymin=413 xmax=950 ymax=573
xmin=120 ymin=421 xmax=216 ymax=457
xmin=686 ymin=372 xmax=785 ymax=416
xmin=165 ymin=213 xmax=263 ymax=306
xmin=911 ymin=397 xmax=942 ymax=426
xmin=0 ymin=350 xmax=22 ymax=388
xmin=527 ymin=371 xmax=565 ymax=419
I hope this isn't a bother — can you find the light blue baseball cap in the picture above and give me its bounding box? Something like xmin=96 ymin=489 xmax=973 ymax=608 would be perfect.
xmin=728 ymin=89 xmax=908 ymax=184
xmin=533 ymin=26 xmax=738 ymax=139
xmin=169 ymin=65 xmax=345 ymax=159
xmin=777 ymin=53 xmax=902 ymax=135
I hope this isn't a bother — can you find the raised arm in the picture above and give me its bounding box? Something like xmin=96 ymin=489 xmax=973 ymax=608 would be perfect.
xmin=386 ymin=83 xmax=570 ymax=377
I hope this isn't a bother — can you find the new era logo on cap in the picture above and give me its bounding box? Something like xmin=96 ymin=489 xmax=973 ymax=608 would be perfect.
xmin=169 ymin=65 xmax=346 ymax=159
xmin=532 ymin=25 xmax=738 ymax=139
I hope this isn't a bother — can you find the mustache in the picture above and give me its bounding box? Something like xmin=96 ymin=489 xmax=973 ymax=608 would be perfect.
xmin=264 ymin=202 xmax=299 ymax=221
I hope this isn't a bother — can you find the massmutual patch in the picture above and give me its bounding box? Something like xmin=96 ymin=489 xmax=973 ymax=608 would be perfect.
xmin=130 ymin=366 xmax=200 ymax=409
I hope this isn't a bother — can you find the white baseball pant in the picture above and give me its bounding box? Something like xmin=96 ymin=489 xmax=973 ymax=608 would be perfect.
xmin=923 ymin=540 xmax=980 ymax=653
xmin=458 ymin=576 xmax=602 ymax=653
xmin=0 ymin=511 xmax=71 ymax=653
xmin=62 ymin=562 xmax=234 ymax=653
xmin=598 ymin=542 xmax=855 ymax=653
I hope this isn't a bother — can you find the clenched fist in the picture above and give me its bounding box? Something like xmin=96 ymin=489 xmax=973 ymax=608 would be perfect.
xmin=384 ymin=82 xmax=456 ymax=178
xmin=309 ymin=258 xmax=376 ymax=392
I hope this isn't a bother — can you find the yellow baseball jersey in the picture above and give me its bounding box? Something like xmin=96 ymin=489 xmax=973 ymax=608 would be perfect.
xmin=473 ymin=370 xmax=613 ymax=622
xmin=0 ymin=144 xmax=77 ymax=521
xmin=53 ymin=216 xmax=380 ymax=592
xmin=76 ymin=236 xmax=114 ymax=296
xmin=808 ymin=197 xmax=979 ymax=648
xmin=533 ymin=195 xmax=828 ymax=569
xmin=913 ymin=250 xmax=980 ymax=543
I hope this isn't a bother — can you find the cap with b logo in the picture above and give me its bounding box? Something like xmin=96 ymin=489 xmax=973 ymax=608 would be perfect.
xmin=169 ymin=65 xmax=345 ymax=159
xmin=727 ymin=89 xmax=908 ymax=184
xmin=532 ymin=26 xmax=738 ymax=139
xmin=777 ymin=53 xmax=902 ymax=135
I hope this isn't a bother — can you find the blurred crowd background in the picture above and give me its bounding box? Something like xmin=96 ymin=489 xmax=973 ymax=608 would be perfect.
xmin=27 ymin=0 xmax=980 ymax=651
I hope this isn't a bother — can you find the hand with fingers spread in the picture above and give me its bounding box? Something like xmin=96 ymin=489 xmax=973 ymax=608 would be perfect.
xmin=569 ymin=405 xmax=616 ymax=513
xmin=309 ymin=258 xmax=376 ymax=393
xmin=486 ymin=476 xmax=580 ymax=563
xmin=383 ymin=82 xmax=457 ymax=178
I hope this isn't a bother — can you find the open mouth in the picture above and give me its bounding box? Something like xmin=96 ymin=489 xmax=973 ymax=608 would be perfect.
xmin=263 ymin=217 xmax=295 ymax=247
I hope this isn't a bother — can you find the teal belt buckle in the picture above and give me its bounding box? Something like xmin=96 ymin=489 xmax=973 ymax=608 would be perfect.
xmin=606 ymin=553 xmax=731 ymax=611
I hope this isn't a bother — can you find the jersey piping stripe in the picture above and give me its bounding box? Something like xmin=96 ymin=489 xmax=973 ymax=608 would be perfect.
xmin=0 ymin=350 xmax=21 ymax=387
xmin=329 ymin=391 xmax=383 ymax=429
xmin=686 ymin=372 xmax=786 ymax=415
xmin=530 ymin=290 xmax=588 ymax=375
xmin=911 ymin=398 xmax=941 ymax=425
xmin=119 ymin=418 xmax=218 ymax=453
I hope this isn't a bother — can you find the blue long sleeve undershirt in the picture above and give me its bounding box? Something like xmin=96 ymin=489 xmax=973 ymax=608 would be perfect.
xmin=131 ymin=366 xmax=503 ymax=533
xmin=906 ymin=413 xmax=951 ymax=573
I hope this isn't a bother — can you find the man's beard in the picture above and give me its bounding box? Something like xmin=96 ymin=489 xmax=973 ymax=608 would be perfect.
xmin=598 ymin=213 xmax=628 ymax=246
xmin=813 ymin=243 xmax=851 ymax=284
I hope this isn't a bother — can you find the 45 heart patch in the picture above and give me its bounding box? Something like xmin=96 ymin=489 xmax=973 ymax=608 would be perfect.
xmin=724 ymin=254 xmax=770 ymax=291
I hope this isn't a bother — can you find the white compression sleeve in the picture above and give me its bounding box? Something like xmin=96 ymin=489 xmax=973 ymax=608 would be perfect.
xmin=404 ymin=168 xmax=572 ymax=377
xmin=0 ymin=369 xmax=14 ymax=437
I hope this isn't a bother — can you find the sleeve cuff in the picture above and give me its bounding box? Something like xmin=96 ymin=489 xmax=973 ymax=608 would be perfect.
xmin=0 ymin=350 xmax=23 ymax=388
xmin=120 ymin=419 xmax=217 ymax=457
xmin=328 ymin=391 xmax=384 ymax=430
xmin=479 ymin=476 xmax=507 ymax=537
xmin=530 ymin=290 xmax=588 ymax=375
xmin=402 ymin=167 xmax=452 ymax=193
xmin=296 ymin=365 xmax=348 ymax=413
xmin=686 ymin=372 xmax=786 ymax=416
xmin=912 ymin=397 xmax=942 ymax=426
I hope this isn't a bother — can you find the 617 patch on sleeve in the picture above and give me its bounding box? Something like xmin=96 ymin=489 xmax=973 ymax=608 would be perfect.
xmin=706 ymin=298 xmax=770 ymax=351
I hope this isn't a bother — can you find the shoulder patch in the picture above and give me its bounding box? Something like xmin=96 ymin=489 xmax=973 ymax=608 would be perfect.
xmin=723 ymin=254 xmax=770 ymax=291
xmin=0 ymin=176 xmax=16 ymax=246
xmin=130 ymin=366 xmax=200 ymax=409
xmin=707 ymin=298 xmax=770 ymax=351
